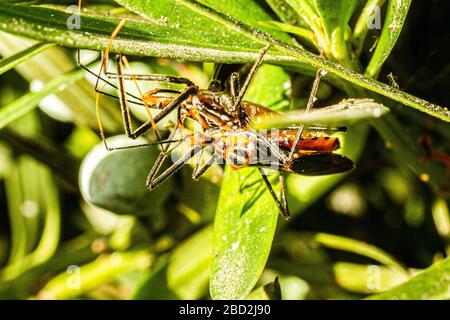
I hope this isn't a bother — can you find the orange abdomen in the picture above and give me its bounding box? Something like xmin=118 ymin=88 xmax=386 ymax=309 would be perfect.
xmin=278 ymin=130 xmax=340 ymax=152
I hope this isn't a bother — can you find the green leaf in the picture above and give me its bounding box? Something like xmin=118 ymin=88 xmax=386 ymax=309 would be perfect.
xmin=315 ymin=233 xmax=408 ymax=275
xmin=174 ymin=0 xmax=450 ymax=122
xmin=0 ymin=1 xmax=448 ymax=121
xmin=256 ymin=98 xmax=389 ymax=128
xmin=246 ymin=277 xmax=282 ymax=300
xmin=334 ymin=262 xmax=408 ymax=294
xmin=0 ymin=128 xmax=80 ymax=189
xmin=365 ymin=0 xmax=412 ymax=78
xmin=243 ymin=64 xmax=291 ymax=112
xmin=1 ymin=141 xmax=61 ymax=282
xmin=432 ymin=198 xmax=450 ymax=244
xmin=0 ymin=42 xmax=54 ymax=76
xmin=0 ymin=67 xmax=85 ymax=130
xmin=210 ymin=167 xmax=279 ymax=300
xmin=167 ymin=226 xmax=213 ymax=299
xmin=79 ymin=135 xmax=173 ymax=216
xmin=311 ymin=0 xmax=360 ymax=62
xmin=368 ymin=257 xmax=450 ymax=300
xmin=277 ymin=275 xmax=310 ymax=300
xmin=0 ymin=32 xmax=121 ymax=132
xmin=210 ymin=64 xmax=290 ymax=300
xmin=258 ymin=21 xmax=318 ymax=50
xmin=311 ymin=0 xmax=359 ymax=34
xmin=285 ymin=0 xmax=359 ymax=63
xmin=0 ymin=2 xmax=301 ymax=67
xmin=116 ymin=0 xmax=293 ymax=43
xmin=133 ymin=227 xmax=214 ymax=300
xmin=352 ymin=0 xmax=388 ymax=58
xmin=132 ymin=255 xmax=178 ymax=300
xmin=265 ymin=0 xmax=303 ymax=26
xmin=284 ymin=0 xmax=320 ymax=32
xmin=37 ymin=250 xmax=153 ymax=299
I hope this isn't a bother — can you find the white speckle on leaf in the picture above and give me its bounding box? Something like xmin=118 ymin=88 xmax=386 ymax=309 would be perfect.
xmin=231 ymin=241 xmax=240 ymax=251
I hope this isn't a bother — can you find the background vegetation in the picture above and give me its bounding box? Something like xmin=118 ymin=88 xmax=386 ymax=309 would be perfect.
xmin=0 ymin=0 xmax=449 ymax=299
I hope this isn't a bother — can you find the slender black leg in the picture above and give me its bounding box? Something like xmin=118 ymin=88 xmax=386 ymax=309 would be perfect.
xmin=77 ymin=49 xmax=145 ymax=105
xmin=131 ymin=86 xmax=198 ymax=138
xmin=230 ymin=45 xmax=288 ymax=163
xmin=115 ymin=53 xmax=197 ymax=139
xmin=287 ymin=68 xmax=325 ymax=161
xmin=279 ymin=172 xmax=289 ymax=216
xmin=192 ymin=154 xmax=219 ymax=180
xmin=105 ymin=71 xmax=195 ymax=86
xmin=100 ymin=51 xmax=195 ymax=85
xmin=96 ymin=53 xmax=197 ymax=151
xmin=229 ymin=72 xmax=240 ymax=105
xmin=147 ymin=145 xmax=203 ymax=190
xmin=146 ymin=113 xmax=190 ymax=187
xmin=193 ymin=148 xmax=204 ymax=177
xmin=258 ymin=168 xmax=290 ymax=220
xmin=116 ymin=53 xmax=134 ymax=138
xmin=212 ymin=63 xmax=223 ymax=82
xmin=103 ymin=138 xmax=191 ymax=151
xmin=146 ymin=128 xmax=181 ymax=185
xmin=233 ymin=45 xmax=271 ymax=119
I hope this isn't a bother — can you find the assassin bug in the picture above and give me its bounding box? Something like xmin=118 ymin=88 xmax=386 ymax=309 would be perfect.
xmin=77 ymin=6 xmax=354 ymax=219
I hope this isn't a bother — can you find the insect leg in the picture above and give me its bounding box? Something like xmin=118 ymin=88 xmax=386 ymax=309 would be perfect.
xmin=147 ymin=145 xmax=203 ymax=190
xmin=287 ymin=68 xmax=325 ymax=161
xmin=105 ymin=70 xmax=195 ymax=86
xmin=258 ymin=168 xmax=290 ymax=220
xmin=192 ymin=154 xmax=220 ymax=180
xmin=146 ymin=112 xmax=190 ymax=186
xmin=130 ymin=85 xmax=197 ymax=139
xmin=193 ymin=148 xmax=204 ymax=177
xmin=76 ymin=49 xmax=144 ymax=106
xmin=279 ymin=172 xmax=289 ymax=217
xmin=96 ymin=53 xmax=195 ymax=150
xmin=233 ymin=45 xmax=271 ymax=119
xmin=229 ymin=72 xmax=240 ymax=104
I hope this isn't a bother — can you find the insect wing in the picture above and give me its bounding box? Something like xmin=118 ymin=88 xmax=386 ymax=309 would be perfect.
xmin=289 ymin=153 xmax=354 ymax=176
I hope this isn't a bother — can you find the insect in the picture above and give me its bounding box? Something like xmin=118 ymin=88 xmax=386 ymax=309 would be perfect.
xmin=77 ymin=5 xmax=354 ymax=219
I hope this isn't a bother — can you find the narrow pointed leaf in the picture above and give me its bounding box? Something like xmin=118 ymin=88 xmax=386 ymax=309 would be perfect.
xmin=210 ymin=65 xmax=290 ymax=300
xmin=365 ymin=0 xmax=412 ymax=78
xmin=0 ymin=67 xmax=85 ymax=130
xmin=257 ymin=99 xmax=389 ymax=128
xmin=0 ymin=1 xmax=448 ymax=121
xmin=368 ymin=257 xmax=450 ymax=300
xmin=0 ymin=42 xmax=54 ymax=75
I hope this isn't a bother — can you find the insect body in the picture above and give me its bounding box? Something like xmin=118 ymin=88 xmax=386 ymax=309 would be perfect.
xmin=79 ymin=14 xmax=354 ymax=219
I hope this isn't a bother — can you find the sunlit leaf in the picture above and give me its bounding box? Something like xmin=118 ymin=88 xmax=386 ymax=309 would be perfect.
xmin=256 ymin=99 xmax=389 ymax=128
xmin=368 ymin=257 xmax=450 ymax=300
xmin=365 ymin=0 xmax=412 ymax=78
